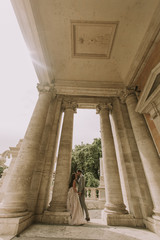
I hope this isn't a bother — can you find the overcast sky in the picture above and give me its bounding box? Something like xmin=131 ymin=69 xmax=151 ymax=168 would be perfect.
xmin=0 ymin=0 xmax=100 ymax=154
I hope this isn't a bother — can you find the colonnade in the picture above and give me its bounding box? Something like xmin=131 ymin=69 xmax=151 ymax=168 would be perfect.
xmin=0 ymin=84 xmax=160 ymax=235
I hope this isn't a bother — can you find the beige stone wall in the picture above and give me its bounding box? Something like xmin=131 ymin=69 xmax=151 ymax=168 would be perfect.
xmin=145 ymin=114 xmax=160 ymax=155
xmin=135 ymin=40 xmax=160 ymax=154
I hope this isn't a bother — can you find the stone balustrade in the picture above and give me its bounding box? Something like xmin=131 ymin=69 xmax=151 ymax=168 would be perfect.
xmin=85 ymin=187 xmax=105 ymax=209
xmin=85 ymin=187 xmax=99 ymax=200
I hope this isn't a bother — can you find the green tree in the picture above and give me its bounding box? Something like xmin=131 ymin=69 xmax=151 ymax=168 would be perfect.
xmin=85 ymin=172 xmax=100 ymax=187
xmin=71 ymin=138 xmax=102 ymax=187
xmin=0 ymin=158 xmax=8 ymax=178
xmin=0 ymin=166 xmax=4 ymax=178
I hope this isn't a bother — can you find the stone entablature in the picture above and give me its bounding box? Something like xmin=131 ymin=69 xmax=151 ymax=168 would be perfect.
xmin=60 ymin=95 xmax=115 ymax=110
xmin=54 ymin=79 xmax=125 ymax=97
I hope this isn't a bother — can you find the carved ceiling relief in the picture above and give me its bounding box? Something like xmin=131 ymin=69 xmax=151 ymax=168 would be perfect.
xmin=72 ymin=21 xmax=118 ymax=58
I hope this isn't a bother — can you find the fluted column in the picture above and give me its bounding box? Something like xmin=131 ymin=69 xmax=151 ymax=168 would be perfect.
xmin=111 ymin=98 xmax=153 ymax=220
xmin=36 ymin=96 xmax=63 ymax=215
xmin=0 ymin=83 xmax=54 ymax=217
xmin=48 ymin=100 xmax=77 ymax=212
xmin=125 ymin=91 xmax=160 ymax=219
xmin=28 ymin=95 xmax=57 ymax=212
xmin=96 ymin=103 xmax=127 ymax=215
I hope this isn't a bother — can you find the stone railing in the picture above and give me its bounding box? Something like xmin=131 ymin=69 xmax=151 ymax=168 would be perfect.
xmin=85 ymin=187 xmax=99 ymax=200
xmin=85 ymin=187 xmax=105 ymax=209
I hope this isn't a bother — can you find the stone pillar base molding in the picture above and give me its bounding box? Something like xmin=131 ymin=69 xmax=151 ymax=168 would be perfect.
xmin=42 ymin=211 xmax=69 ymax=224
xmin=0 ymin=212 xmax=34 ymax=235
xmin=105 ymin=203 xmax=128 ymax=214
xmin=0 ymin=210 xmax=29 ymax=218
xmin=144 ymin=217 xmax=160 ymax=236
xmin=102 ymin=210 xmax=144 ymax=227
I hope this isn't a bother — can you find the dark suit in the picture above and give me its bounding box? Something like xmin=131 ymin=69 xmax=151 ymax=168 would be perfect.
xmin=78 ymin=174 xmax=89 ymax=219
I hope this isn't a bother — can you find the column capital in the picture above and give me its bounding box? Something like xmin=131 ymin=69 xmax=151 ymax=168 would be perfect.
xmin=37 ymin=83 xmax=57 ymax=99
xmin=119 ymin=88 xmax=136 ymax=103
xmin=96 ymin=103 xmax=112 ymax=114
xmin=62 ymin=100 xmax=78 ymax=113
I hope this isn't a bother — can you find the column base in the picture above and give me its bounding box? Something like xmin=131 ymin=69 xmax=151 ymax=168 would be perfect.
xmin=144 ymin=216 xmax=160 ymax=236
xmin=102 ymin=210 xmax=144 ymax=227
xmin=41 ymin=211 xmax=69 ymax=224
xmin=0 ymin=212 xmax=34 ymax=235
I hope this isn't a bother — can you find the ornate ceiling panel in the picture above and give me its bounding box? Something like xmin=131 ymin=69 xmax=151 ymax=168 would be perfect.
xmin=71 ymin=21 xmax=118 ymax=59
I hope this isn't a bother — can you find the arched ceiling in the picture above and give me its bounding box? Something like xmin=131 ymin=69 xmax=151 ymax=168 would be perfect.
xmin=11 ymin=0 xmax=160 ymax=96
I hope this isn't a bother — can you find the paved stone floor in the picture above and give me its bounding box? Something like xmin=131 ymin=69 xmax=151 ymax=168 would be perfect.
xmin=11 ymin=222 xmax=160 ymax=240
xmin=1 ymin=210 xmax=160 ymax=240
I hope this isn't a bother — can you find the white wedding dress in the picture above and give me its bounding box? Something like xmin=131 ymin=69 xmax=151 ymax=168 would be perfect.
xmin=67 ymin=186 xmax=86 ymax=225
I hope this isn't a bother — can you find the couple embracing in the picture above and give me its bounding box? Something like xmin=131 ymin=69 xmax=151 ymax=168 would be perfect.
xmin=67 ymin=170 xmax=90 ymax=225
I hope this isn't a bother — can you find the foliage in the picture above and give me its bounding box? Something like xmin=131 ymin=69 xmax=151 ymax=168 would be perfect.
xmin=0 ymin=167 xmax=4 ymax=178
xmin=85 ymin=172 xmax=100 ymax=187
xmin=71 ymin=138 xmax=102 ymax=187
xmin=0 ymin=155 xmax=8 ymax=178
xmin=0 ymin=166 xmax=7 ymax=178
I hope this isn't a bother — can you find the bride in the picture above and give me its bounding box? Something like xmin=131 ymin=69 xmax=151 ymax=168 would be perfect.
xmin=67 ymin=173 xmax=86 ymax=225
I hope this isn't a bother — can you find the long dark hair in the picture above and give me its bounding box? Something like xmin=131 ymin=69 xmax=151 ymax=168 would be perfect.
xmin=69 ymin=173 xmax=76 ymax=188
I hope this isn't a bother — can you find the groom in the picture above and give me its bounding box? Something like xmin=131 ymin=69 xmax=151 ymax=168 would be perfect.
xmin=77 ymin=169 xmax=90 ymax=221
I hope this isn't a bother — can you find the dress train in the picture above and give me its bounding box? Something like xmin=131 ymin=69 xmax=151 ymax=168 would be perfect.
xmin=67 ymin=187 xmax=86 ymax=225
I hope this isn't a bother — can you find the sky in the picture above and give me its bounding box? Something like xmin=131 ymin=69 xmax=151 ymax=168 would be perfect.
xmin=0 ymin=0 xmax=101 ymax=154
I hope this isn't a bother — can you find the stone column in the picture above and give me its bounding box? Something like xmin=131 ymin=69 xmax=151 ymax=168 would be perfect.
xmin=98 ymin=158 xmax=106 ymax=202
xmin=42 ymin=100 xmax=77 ymax=224
xmin=28 ymin=94 xmax=57 ymax=212
xmin=0 ymin=140 xmax=22 ymax=203
xmin=125 ymin=91 xmax=160 ymax=219
xmin=35 ymin=96 xmax=63 ymax=216
xmin=110 ymin=98 xmax=153 ymax=226
xmin=0 ymin=84 xmax=54 ymax=217
xmin=96 ymin=103 xmax=127 ymax=225
xmin=99 ymin=158 xmax=105 ymax=188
